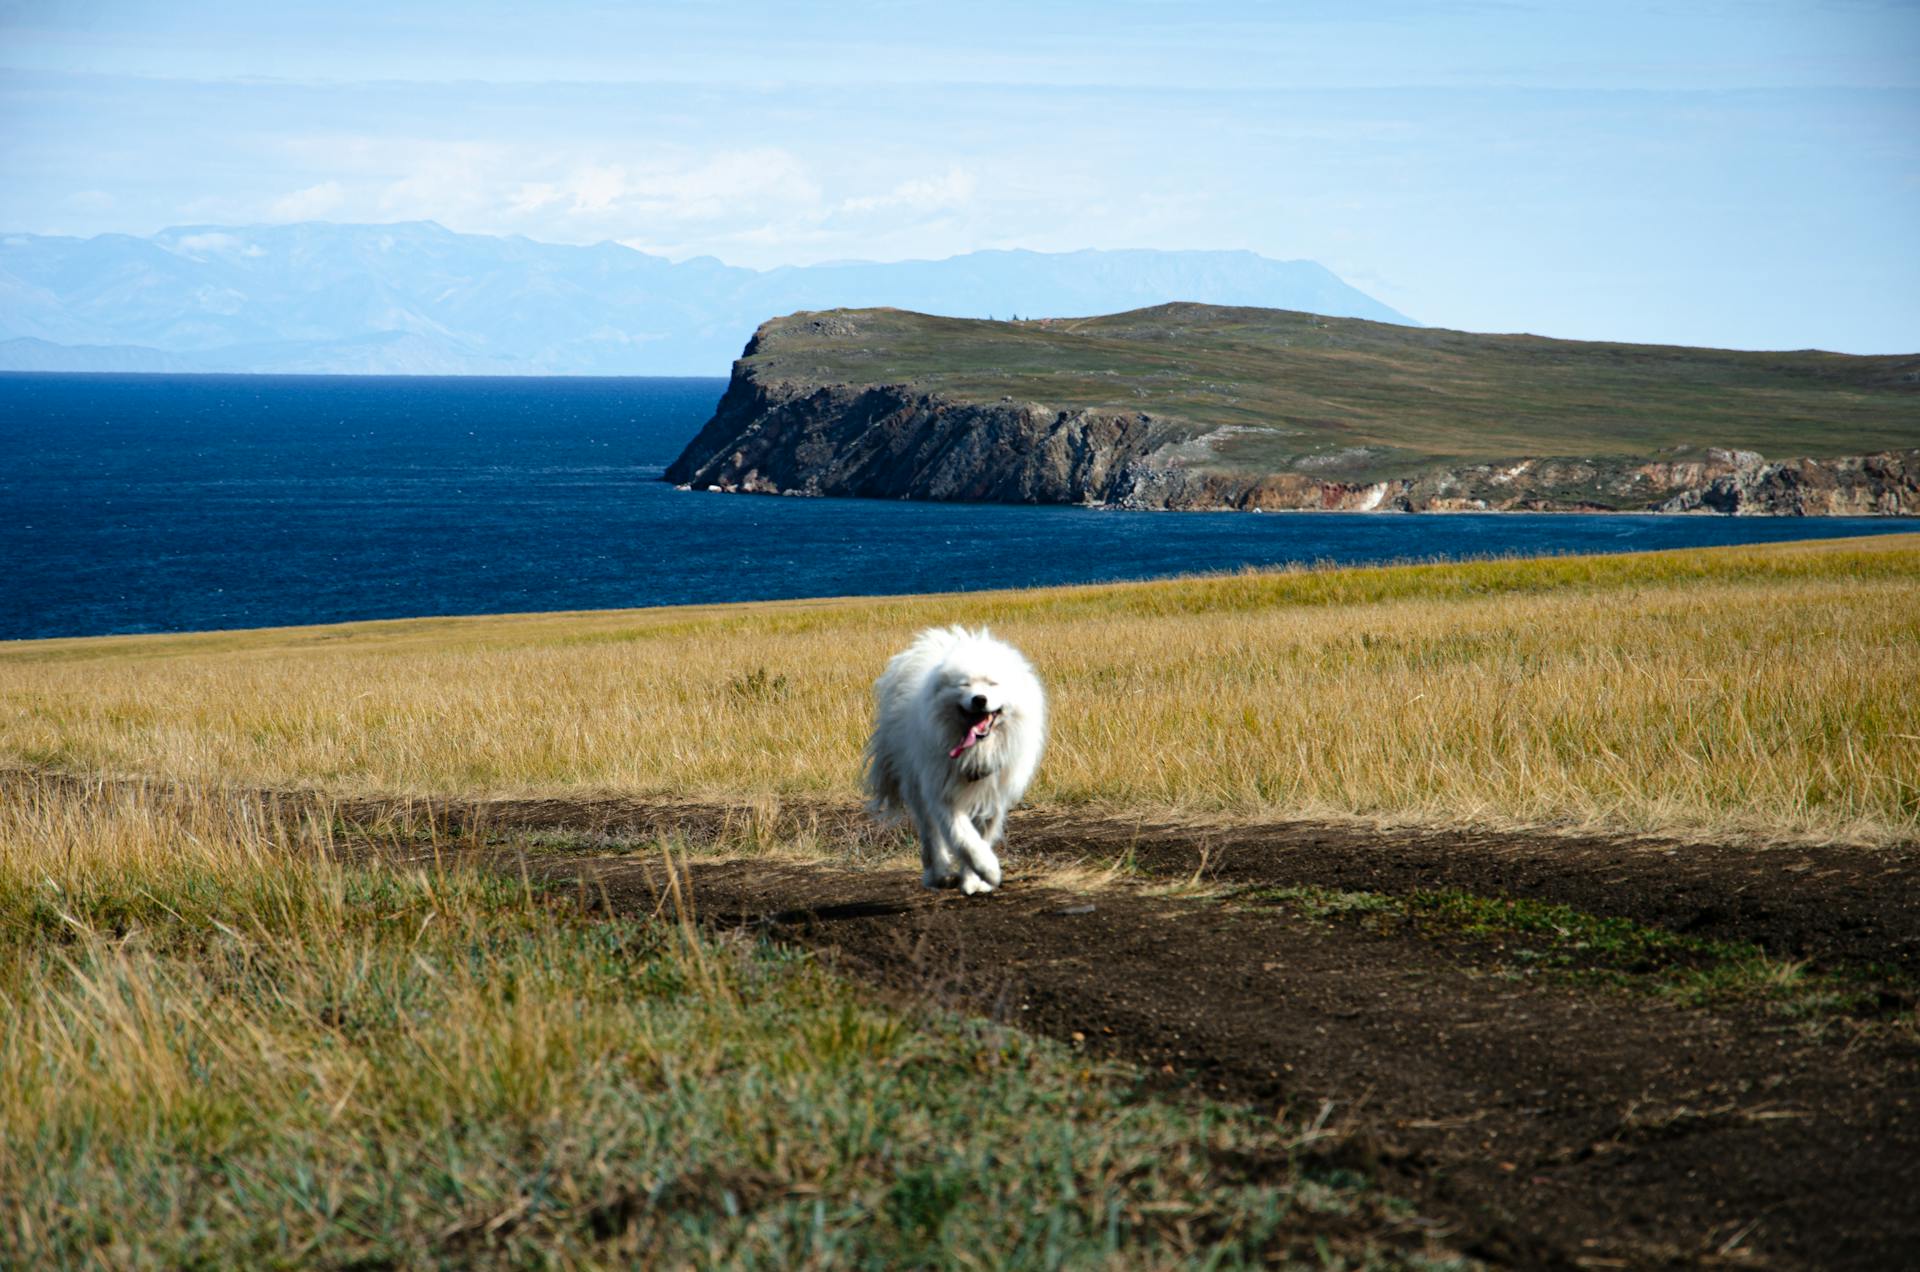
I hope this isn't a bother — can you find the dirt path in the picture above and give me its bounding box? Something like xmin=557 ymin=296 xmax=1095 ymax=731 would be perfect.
xmin=308 ymin=789 xmax=1920 ymax=1270
xmin=19 ymin=771 xmax=1920 ymax=1267
xmin=335 ymin=790 xmax=1920 ymax=973
xmin=513 ymin=852 xmax=1918 ymax=1271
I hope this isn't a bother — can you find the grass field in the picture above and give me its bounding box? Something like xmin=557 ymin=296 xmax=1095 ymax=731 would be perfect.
xmin=4 ymin=534 xmax=1917 ymax=846
xmin=1 ymin=775 xmax=1453 ymax=1268
xmin=743 ymin=305 xmax=1920 ymax=480
xmin=6 ymin=537 xmax=1917 ymax=1265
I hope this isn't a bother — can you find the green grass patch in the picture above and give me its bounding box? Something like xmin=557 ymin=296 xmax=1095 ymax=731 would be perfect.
xmin=1246 ymin=886 xmax=1917 ymax=1027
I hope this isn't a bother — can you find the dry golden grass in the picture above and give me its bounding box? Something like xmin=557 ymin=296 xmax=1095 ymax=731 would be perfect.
xmin=0 ymin=775 xmax=1436 ymax=1267
xmin=3 ymin=533 xmax=1917 ymax=846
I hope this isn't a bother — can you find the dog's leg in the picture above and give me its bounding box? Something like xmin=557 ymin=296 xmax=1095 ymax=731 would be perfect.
xmin=948 ymin=811 xmax=1002 ymax=893
xmin=915 ymin=808 xmax=960 ymax=890
xmin=976 ymin=807 xmax=1007 ymax=850
xmin=962 ymin=810 xmax=1009 ymax=896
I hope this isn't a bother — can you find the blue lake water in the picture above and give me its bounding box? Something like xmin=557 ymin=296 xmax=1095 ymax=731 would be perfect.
xmin=4 ymin=372 xmax=1915 ymax=641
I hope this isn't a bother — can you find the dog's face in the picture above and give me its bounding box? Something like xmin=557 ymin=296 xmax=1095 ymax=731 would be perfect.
xmin=943 ymin=666 xmax=1004 ymax=735
xmin=939 ymin=646 xmax=1024 ymax=762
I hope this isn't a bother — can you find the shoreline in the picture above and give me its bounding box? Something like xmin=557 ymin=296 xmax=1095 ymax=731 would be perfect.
xmin=10 ymin=525 xmax=1919 ymax=645
xmin=675 ymin=480 xmax=1920 ymax=518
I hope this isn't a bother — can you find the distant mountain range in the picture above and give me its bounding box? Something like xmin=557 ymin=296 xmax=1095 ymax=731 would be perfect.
xmin=0 ymin=222 xmax=1413 ymax=376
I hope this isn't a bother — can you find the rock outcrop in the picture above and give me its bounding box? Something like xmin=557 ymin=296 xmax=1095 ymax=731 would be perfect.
xmin=1649 ymin=450 xmax=1919 ymax=516
xmin=664 ymin=370 xmax=1182 ymax=505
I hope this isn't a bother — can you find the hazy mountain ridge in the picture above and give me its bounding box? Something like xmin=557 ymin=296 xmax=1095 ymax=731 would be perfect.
xmin=0 ymin=337 xmax=207 ymax=374
xmin=0 ymin=222 xmax=1412 ymax=376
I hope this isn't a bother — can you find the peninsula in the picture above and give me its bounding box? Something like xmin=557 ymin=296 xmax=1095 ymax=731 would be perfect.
xmin=666 ymin=304 xmax=1920 ymax=514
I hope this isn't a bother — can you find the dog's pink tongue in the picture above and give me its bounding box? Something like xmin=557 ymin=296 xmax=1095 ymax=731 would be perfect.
xmin=950 ymin=718 xmax=991 ymax=758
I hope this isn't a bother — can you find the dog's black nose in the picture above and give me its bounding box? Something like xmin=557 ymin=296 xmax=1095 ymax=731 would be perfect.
xmin=969 ymin=694 xmax=989 ymax=713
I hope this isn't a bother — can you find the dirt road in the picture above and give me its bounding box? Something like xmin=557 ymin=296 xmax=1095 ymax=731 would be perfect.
xmin=327 ymin=789 xmax=1920 ymax=1269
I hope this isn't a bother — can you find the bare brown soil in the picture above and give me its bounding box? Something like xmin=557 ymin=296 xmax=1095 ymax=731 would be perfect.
xmin=336 ymin=791 xmax=1920 ymax=974
xmin=21 ymin=772 xmax=1920 ymax=1267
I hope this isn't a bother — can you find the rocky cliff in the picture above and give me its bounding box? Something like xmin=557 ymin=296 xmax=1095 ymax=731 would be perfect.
xmin=665 ymin=367 xmax=1179 ymax=505
xmin=664 ymin=309 xmax=1920 ymax=515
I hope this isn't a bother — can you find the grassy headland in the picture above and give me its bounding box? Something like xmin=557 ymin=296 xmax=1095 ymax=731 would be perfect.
xmin=741 ymin=304 xmax=1920 ymax=482
xmin=4 ymin=534 xmax=1916 ymax=845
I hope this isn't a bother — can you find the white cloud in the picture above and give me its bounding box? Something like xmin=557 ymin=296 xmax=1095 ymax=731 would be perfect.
xmin=554 ymin=149 xmax=823 ymax=225
xmin=371 ymin=142 xmax=514 ymax=223
xmin=261 ymin=137 xmax=830 ymax=248
xmin=269 ymin=181 xmax=346 ymax=220
xmin=841 ymin=166 xmax=976 ymax=214
xmin=231 ymin=135 xmax=1099 ymax=269
xmin=566 ymin=164 xmax=628 ymax=214
xmin=508 ymin=182 xmax=564 ymax=214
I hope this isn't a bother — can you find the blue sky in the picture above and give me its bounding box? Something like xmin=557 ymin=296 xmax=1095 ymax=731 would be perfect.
xmin=2 ymin=0 xmax=1916 ymax=352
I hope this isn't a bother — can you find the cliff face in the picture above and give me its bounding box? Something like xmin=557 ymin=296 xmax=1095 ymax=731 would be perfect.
xmin=664 ymin=365 xmax=1184 ymax=505
xmin=666 ymin=362 xmax=1920 ymax=515
xmin=1647 ymin=451 xmax=1920 ymax=516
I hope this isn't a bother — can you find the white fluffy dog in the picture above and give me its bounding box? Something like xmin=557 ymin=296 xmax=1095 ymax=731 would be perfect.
xmin=862 ymin=626 xmax=1046 ymax=895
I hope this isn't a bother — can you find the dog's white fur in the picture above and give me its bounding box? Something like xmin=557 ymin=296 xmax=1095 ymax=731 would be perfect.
xmin=862 ymin=626 xmax=1046 ymax=895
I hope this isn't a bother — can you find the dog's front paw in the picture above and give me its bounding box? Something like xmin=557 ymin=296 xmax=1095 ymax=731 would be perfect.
xmin=922 ymin=868 xmax=961 ymax=890
xmin=960 ymin=873 xmax=995 ymax=896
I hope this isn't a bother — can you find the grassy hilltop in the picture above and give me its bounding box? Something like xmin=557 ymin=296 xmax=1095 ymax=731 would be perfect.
xmin=741 ymin=303 xmax=1920 ymax=483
